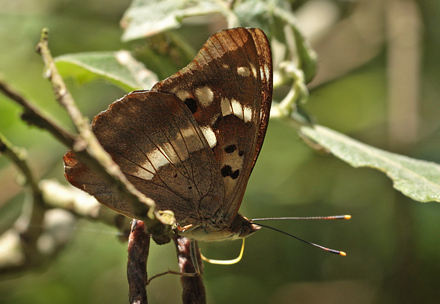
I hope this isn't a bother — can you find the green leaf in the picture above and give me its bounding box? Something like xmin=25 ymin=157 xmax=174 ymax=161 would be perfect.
xmin=121 ymin=0 xmax=224 ymax=42
xmin=300 ymin=124 xmax=440 ymax=203
xmin=232 ymin=0 xmax=272 ymax=30
xmin=55 ymin=51 xmax=158 ymax=92
xmin=290 ymin=26 xmax=317 ymax=84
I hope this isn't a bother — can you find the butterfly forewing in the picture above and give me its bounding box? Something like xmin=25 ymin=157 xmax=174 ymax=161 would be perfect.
xmin=152 ymin=28 xmax=273 ymax=223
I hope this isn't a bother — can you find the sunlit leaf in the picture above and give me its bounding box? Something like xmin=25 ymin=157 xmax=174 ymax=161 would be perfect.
xmin=301 ymin=124 xmax=440 ymax=203
xmin=55 ymin=51 xmax=158 ymax=92
xmin=121 ymin=0 xmax=224 ymax=41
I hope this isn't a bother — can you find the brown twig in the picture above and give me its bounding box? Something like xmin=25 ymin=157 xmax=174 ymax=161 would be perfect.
xmin=39 ymin=180 xmax=132 ymax=236
xmin=0 ymin=135 xmax=46 ymax=267
xmin=173 ymin=236 xmax=206 ymax=304
xmin=146 ymin=269 xmax=197 ymax=285
xmin=127 ymin=220 xmax=150 ymax=304
xmin=0 ymin=208 xmax=76 ymax=275
xmin=0 ymin=77 xmax=75 ymax=146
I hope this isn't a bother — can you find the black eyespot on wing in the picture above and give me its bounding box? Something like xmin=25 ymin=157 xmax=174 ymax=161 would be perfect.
xmin=184 ymin=98 xmax=198 ymax=114
xmin=238 ymin=151 xmax=244 ymax=156
xmin=224 ymin=145 xmax=237 ymax=153
xmin=221 ymin=165 xmax=232 ymax=177
xmin=221 ymin=165 xmax=240 ymax=180
xmin=230 ymin=169 xmax=240 ymax=179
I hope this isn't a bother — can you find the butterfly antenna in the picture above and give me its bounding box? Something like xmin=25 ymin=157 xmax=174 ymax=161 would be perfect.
xmin=252 ymin=215 xmax=351 ymax=221
xmin=251 ymin=215 xmax=351 ymax=256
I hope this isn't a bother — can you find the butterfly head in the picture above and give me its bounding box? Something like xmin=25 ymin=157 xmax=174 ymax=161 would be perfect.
xmin=178 ymin=214 xmax=260 ymax=242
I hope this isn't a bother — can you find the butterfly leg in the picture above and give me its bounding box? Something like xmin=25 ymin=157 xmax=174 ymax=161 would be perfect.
xmin=189 ymin=240 xmax=203 ymax=275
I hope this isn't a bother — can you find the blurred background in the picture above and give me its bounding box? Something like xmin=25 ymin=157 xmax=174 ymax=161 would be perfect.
xmin=1 ymin=0 xmax=439 ymax=303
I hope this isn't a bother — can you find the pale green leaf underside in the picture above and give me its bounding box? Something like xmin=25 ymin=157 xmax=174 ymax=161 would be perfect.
xmin=120 ymin=0 xmax=292 ymax=42
xmin=121 ymin=0 xmax=224 ymax=41
xmin=301 ymin=125 xmax=440 ymax=203
xmin=55 ymin=51 xmax=158 ymax=92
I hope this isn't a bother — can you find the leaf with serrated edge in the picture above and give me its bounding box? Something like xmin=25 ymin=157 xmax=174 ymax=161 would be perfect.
xmin=55 ymin=51 xmax=158 ymax=92
xmin=301 ymin=124 xmax=440 ymax=203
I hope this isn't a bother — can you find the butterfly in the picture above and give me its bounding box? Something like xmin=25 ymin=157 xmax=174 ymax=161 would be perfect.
xmin=63 ymin=27 xmax=273 ymax=242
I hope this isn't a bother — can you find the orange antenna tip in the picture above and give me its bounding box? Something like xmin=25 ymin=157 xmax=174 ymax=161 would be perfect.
xmin=339 ymin=251 xmax=347 ymax=256
xmin=344 ymin=215 xmax=352 ymax=220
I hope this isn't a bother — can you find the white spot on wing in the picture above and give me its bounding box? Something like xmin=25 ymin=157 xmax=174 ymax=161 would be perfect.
xmin=210 ymin=113 xmax=220 ymax=126
xmin=264 ymin=64 xmax=271 ymax=81
xmin=132 ymin=167 xmax=154 ymax=180
xmin=200 ymin=126 xmax=217 ymax=148
xmin=231 ymin=99 xmax=243 ymax=120
xmin=222 ymin=98 xmax=251 ymax=122
xmin=237 ymin=66 xmax=250 ymax=77
xmin=178 ymin=126 xmax=201 ymax=154
xmin=130 ymin=124 xmax=210 ymax=181
xmin=169 ymin=86 xmax=179 ymax=94
xmin=180 ymin=126 xmax=194 ymax=141
xmin=249 ymin=63 xmax=257 ymax=78
xmin=195 ymin=86 xmax=214 ymax=107
xmin=243 ymin=106 xmax=252 ymax=122
xmin=172 ymin=125 xmax=208 ymax=162
xmin=222 ymin=64 xmax=229 ymax=69
xmin=175 ymin=90 xmax=191 ymax=101
xmin=221 ymin=98 xmax=232 ymax=116
xmin=133 ymin=147 xmax=170 ymax=180
xmin=148 ymin=148 xmax=170 ymax=169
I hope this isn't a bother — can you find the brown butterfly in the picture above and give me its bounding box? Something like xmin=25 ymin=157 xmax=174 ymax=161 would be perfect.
xmin=63 ymin=27 xmax=273 ymax=242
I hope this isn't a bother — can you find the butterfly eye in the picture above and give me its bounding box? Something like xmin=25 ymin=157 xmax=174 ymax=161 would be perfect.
xmin=184 ymin=98 xmax=198 ymax=114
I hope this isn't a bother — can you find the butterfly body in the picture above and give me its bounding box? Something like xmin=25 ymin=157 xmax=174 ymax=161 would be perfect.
xmin=64 ymin=27 xmax=272 ymax=242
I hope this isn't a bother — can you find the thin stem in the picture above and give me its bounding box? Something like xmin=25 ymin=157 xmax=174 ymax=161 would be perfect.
xmin=0 ymin=77 xmax=75 ymax=146
xmin=0 ymin=135 xmax=46 ymax=263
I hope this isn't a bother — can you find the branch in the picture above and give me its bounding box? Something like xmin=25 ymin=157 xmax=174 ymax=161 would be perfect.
xmin=0 ymin=77 xmax=75 ymax=146
xmin=173 ymin=236 xmax=206 ymax=304
xmin=0 ymin=135 xmax=130 ymax=274
xmin=0 ymin=178 xmax=133 ymax=274
xmin=0 ymin=134 xmax=46 ymax=268
xmin=39 ymin=180 xmax=132 ymax=234
xmin=127 ymin=220 xmax=150 ymax=304
xmin=0 ymin=208 xmax=76 ymax=275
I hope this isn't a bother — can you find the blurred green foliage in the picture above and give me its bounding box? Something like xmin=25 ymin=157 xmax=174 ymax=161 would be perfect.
xmin=1 ymin=1 xmax=440 ymax=304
